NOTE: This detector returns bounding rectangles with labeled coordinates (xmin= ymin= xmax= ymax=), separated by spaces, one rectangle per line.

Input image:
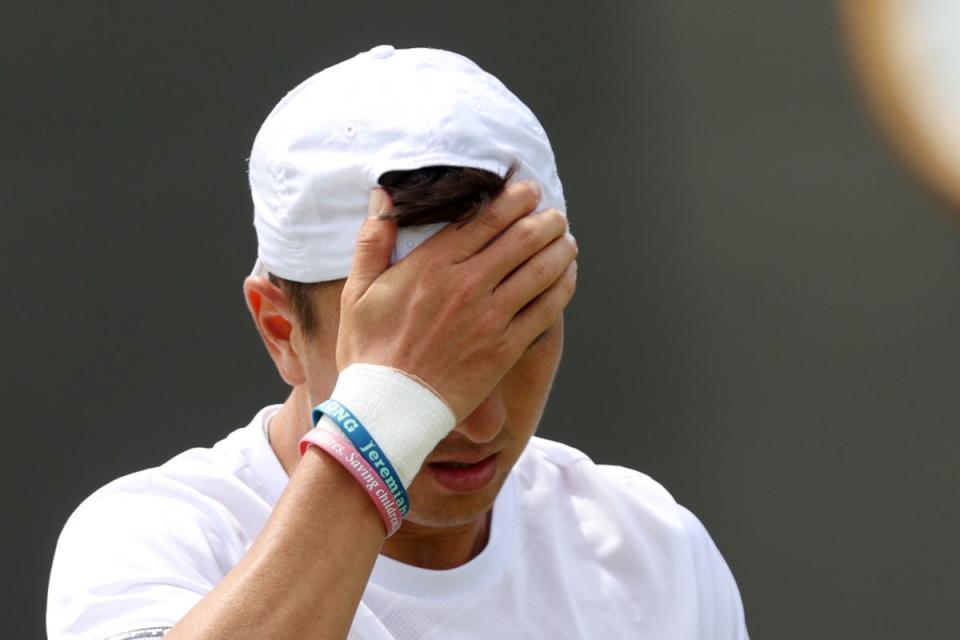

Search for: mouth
xmin=426 ymin=453 xmax=500 ymax=493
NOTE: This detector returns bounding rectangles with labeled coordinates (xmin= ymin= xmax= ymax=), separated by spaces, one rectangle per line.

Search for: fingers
xmin=345 ymin=189 xmax=397 ymax=297
xmin=493 ymin=231 xmax=578 ymax=315
xmin=470 ymin=208 xmax=568 ymax=287
xmin=430 ymin=180 xmax=542 ymax=262
xmin=505 ymin=258 xmax=578 ymax=349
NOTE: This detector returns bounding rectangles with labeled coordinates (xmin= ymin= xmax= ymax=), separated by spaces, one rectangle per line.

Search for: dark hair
xmin=269 ymin=163 xmax=517 ymax=334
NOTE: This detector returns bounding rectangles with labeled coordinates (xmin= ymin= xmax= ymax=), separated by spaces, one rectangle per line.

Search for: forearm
xmin=166 ymin=447 xmax=384 ymax=640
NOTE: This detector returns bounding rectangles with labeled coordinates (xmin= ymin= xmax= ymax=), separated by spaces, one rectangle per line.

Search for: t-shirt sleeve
xmin=677 ymin=505 xmax=749 ymax=640
xmin=47 ymin=485 xmax=239 ymax=640
xmin=579 ymin=454 xmax=750 ymax=638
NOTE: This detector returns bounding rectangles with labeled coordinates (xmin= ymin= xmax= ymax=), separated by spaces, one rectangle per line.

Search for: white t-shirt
xmin=47 ymin=406 xmax=748 ymax=640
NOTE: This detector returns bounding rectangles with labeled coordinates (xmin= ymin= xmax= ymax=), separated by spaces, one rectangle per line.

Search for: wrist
xmin=300 ymin=426 xmax=403 ymax=536
xmin=316 ymin=363 xmax=456 ymax=486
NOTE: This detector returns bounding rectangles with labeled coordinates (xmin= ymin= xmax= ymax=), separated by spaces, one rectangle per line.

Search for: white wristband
xmin=315 ymin=363 xmax=457 ymax=488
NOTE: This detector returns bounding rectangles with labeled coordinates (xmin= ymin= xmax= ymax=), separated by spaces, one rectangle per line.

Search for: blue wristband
xmin=313 ymin=399 xmax=410 ymax=516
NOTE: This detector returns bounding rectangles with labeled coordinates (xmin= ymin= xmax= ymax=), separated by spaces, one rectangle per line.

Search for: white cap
xmin=249 ymin=45 xmax=565 ymax=282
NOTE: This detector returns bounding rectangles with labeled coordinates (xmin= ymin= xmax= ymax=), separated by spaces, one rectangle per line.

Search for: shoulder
xmin=516 ymin=437 xmax=703 ymax=544
xmin=47 ymin=412 xmax=280 ymax=640
xmin=517 ymin=436 xmax=682 ymax=517
xmin=60 ymin=418 xmax=276 ymax=545
xmin=513 ymin=437 xmax=748 ymax=638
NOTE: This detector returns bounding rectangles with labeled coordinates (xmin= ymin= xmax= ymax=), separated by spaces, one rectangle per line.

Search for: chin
xmin=404 ymin=479 xmax=505 ymax=529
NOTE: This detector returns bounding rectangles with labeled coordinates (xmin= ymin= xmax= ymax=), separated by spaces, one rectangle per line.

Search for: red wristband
xmin=300 ymin=427 xmax=403 ymax=537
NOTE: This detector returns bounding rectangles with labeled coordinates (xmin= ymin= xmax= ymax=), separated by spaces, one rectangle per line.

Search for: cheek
xmin=499 ymin=336 xmax=563 ymax=431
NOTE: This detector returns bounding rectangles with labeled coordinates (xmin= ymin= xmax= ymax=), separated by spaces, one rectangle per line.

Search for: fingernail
xmin=368 ymin=188 xmax=389 ymax=218
xmin=566 ymin=231 xmax=577 ymax=249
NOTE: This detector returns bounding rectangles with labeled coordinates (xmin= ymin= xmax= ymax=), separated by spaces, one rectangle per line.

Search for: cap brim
xmin=251 ymin=257 xmax=269 ymax=277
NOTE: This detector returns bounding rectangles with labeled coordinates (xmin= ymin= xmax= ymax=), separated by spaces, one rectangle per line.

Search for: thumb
xmin=346 ymin=188 xmax=397 ymax=294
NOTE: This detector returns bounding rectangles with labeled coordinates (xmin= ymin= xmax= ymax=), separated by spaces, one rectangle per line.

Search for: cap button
xmin=368 ymin=44 xmax=395 ymax=59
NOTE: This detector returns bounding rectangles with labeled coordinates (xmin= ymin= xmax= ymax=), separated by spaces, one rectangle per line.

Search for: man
xmin=48 ymin=45 xmax=748 ymax=639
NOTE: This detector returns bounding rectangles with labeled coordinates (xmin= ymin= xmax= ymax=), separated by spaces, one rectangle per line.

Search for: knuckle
xmin=460 ymin=277 xmax=479 ymax=300
xmin=451 ymin=273 xmax=480 ymax=304
xmin=423 ymin=254 xmax=448 ymax=276
xmin=540 ymin=294 xmax=561 ymax=321
xmin=558 ymin=264 xmax=578 ymax=300
xmin=562 ymin=274 xmax=577 ymax=300
xmin=355 ymin=222 xmax=381 ymax=245
xmin=513 ymin=180 xmax=541 ymax=207
xmin=477 ymin=308 xmax=502 ymax=336
xmin=340 ymin=282 xmax=357 ymax=303
xmin=409 ymin=279 xmax=435 ymax=308
xmin=567 ymin=264 xmax=579 ymax=290
xmin=515 ymin=219 xmax=540 ymax=251
xmin=532 ymin=257 xmax=553 ymax=286
xmin=542 ymin=208 xmax=565 ymax=230
xmin=353 ymin=234 xmax=385 ymax=257
xmin=475 ymin=203 xmax=505 ymax=231
xmin=415 ymin=252 xmax=453 ymax=282
xmin=489 ymin=333 xmax=516 ymax=362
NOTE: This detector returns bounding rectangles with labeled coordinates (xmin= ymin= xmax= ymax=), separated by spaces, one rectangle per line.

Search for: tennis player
xmin=47 ymin=45 xmax=748 ymax=639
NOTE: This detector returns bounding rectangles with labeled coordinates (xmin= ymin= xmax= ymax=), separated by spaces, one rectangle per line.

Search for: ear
xmin=243 ymin=275 xmax=306 ymax=386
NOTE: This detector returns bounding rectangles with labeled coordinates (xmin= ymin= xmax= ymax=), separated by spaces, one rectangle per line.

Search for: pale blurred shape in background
xmin=844 ymin=0 xmax=960 ymax=207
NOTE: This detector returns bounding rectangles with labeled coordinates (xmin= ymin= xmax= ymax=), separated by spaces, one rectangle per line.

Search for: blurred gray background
xmin=4 ymin=2 xmax=959 ymax=638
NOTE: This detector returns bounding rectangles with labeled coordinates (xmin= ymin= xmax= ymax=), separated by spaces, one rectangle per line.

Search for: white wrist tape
xmin=315 ymin=363 xmax=457 ymax=488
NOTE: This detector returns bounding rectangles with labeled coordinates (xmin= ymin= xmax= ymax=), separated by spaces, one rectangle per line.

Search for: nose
xmin=451 ymin=387 xmax=506 ymax=444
